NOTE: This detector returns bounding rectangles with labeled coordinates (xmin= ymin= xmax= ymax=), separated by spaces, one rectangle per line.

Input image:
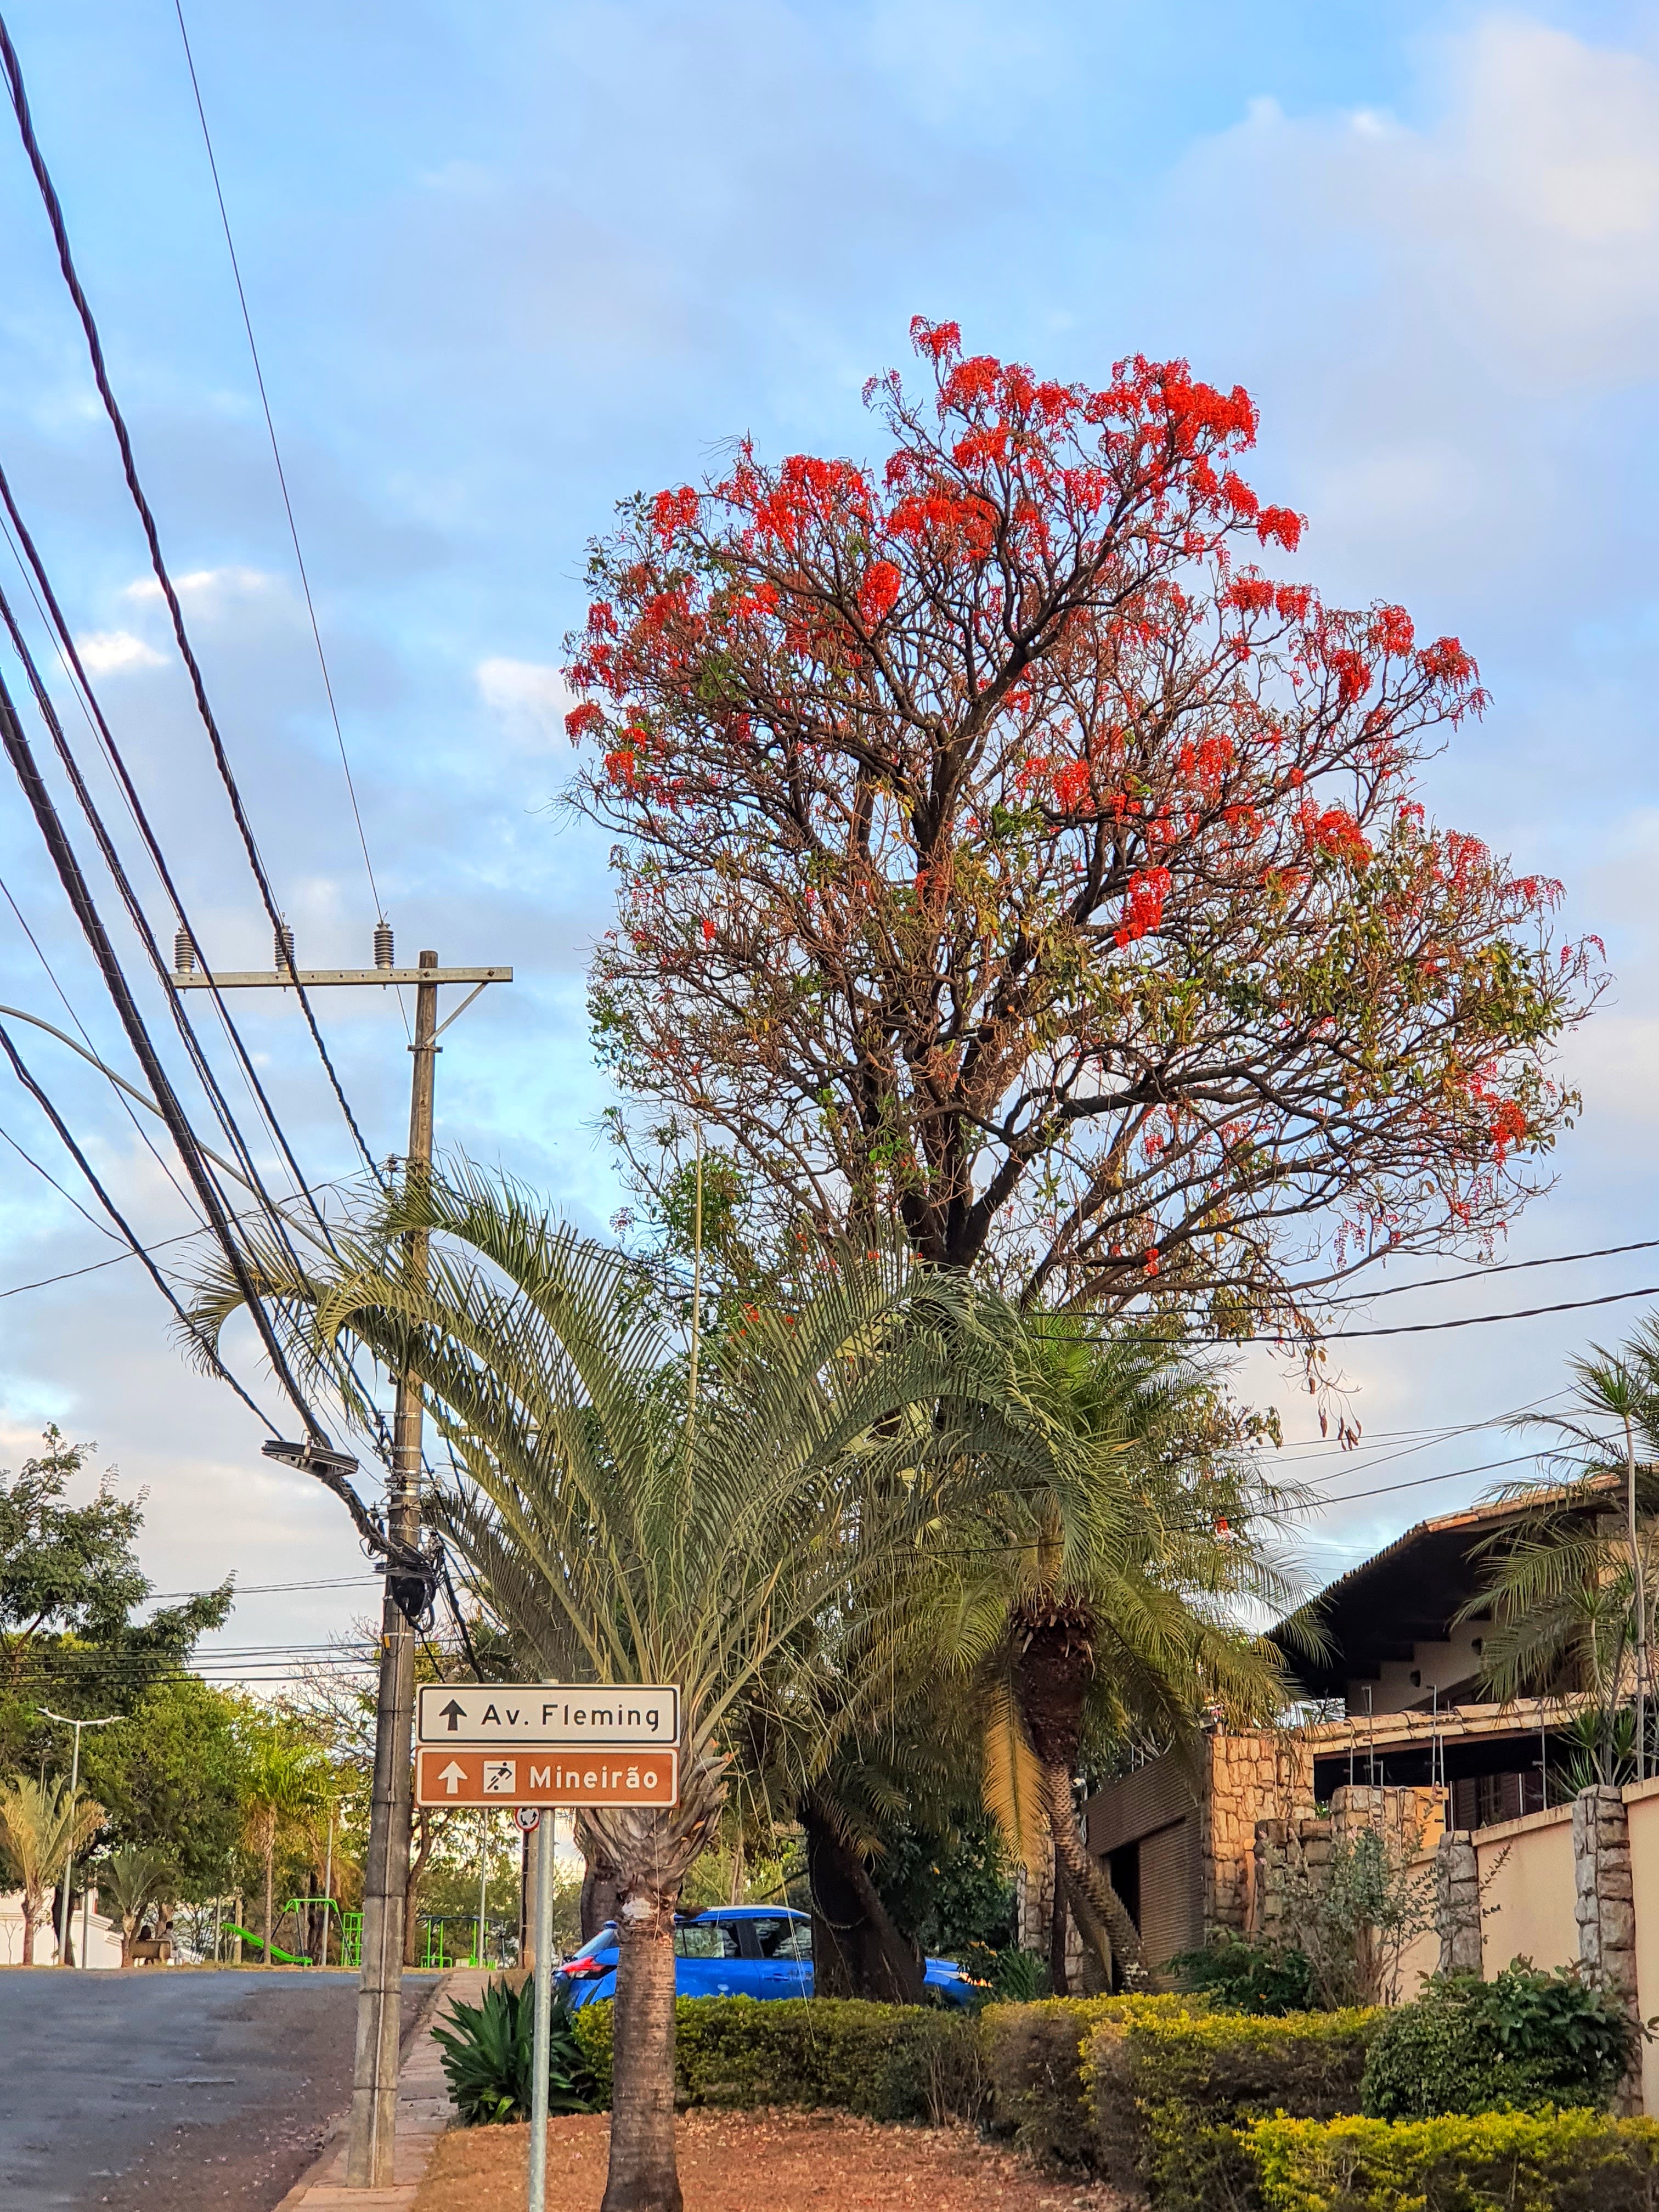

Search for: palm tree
xmin=241 ymin=1735 xmax=324 ymax=1967
xmin=97 ymin=1844 xmax=174 ymax=1968
xmin=189 ymin=1167 xmax=1071 ymax=2212
xmin=1463 ymin=1328 xmax=1659 ymax=1785
xmin=0 ymin=1776 xmax=104 ymax=1963
xmin=906 ymin=1323 xmax=1299 ymax=1987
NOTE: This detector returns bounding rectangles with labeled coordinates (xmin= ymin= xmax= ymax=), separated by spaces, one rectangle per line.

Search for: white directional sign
xmin=416 ymin=1682 xmax=679 ymax=1748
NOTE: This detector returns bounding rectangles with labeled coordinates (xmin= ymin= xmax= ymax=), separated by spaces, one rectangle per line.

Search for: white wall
xmin=0 ymin=1888 xmax=122 ymax=1968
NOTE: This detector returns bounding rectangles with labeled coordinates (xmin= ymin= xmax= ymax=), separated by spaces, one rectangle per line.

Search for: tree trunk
xmin=801 ymin=1796 xmax=925 ymax=2004
xmin=52 ymin=1880 xmax=74 ymax=1967
xmin=600 ymin=1882 xmax=681 ymax=2212
xmin=1041 ymin=1761 xmax=1144 ymax=1984
xmin=20 ymin=1896 xmax=35 ymax=1966
xmin=120 ymin=1916 xmax=135 ymax=1970
xmin=404 ymin=1808 xmax=434 ymax=1966
xmin=1047 ymin=1833 xmax=1069 ymax=1996
xmin=264 ymin=1843 xmax=275 ymax=1966
xmin=582 ymin=1847 xmax=622 ymax=1943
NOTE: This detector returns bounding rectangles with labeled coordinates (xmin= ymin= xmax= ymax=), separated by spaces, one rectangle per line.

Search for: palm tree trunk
xmin=576 ymin=1816 xmax=622 ymax=1941
xmin=1047 ymin=1837 xmax=1069 ymax=1997
xmin=20 ymin=1895 xmax=35 ymax=1966
xmin=1040 ymin=1761 xmax=1145 ymax=1984
xmin=800 ymin=1795 xmax=926 ymax=2003
xmin=264 ymin=1842 xmax=275 ymax=1967
xmin=600 ymin=1882 xmax=681 ymax=2212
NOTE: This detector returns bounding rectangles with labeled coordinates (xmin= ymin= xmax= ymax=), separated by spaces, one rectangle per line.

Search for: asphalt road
xmin=0 ymin=1967 xmax=439 ymax=2211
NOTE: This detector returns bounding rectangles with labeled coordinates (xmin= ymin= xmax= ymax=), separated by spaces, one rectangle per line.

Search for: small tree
xmin=0 ymin=1775 xmax=104 ymax=1963
xmin=240 ymin=1734 xmax=324 ymax=1967
xmin=563 ymin=319 xmax=1597 ymax=1334
xmin=1282 ymin=1819 xmax=1435 ymax=2008
xmin=97 ymin=1844 xmax=174 ymax=1968
xmin=0 ymin=1427 xmax=231 ymax=1773
xmin=1466 ymin=1323 xmax=1659 ymax=1786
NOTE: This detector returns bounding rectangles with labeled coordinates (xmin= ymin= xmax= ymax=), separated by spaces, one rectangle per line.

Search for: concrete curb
xmin=273 ymin=1968 xmax=476 ymax=2211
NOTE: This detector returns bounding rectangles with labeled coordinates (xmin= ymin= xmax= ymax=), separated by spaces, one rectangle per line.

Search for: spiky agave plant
xmin=187 ymin=1164 xmax=1080 ymax=2212
xmin=432 ymin=1977 xmax=596 ymax=2123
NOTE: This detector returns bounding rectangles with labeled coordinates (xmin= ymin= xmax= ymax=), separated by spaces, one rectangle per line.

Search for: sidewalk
xmin=276 ymin=1967 xmax=486 ymax=2211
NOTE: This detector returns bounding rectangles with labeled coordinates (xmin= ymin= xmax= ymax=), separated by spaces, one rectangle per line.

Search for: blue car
xmin=552 ymin=1903 xmax=975 ymax=2008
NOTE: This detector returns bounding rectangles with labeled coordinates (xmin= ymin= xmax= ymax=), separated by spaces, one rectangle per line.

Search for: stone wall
xmin=1574 ymin=1784 xmax=1642 ymax=2115
xmin=1436 ymin=1829 xmax=1482 ymax=1976
xmin=1202 ymin=1728 xmax=1316 ymax=1934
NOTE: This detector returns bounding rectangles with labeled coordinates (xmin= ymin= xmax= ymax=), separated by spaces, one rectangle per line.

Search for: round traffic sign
xmin=514 ymin=1805 xmax=540 ymax=1832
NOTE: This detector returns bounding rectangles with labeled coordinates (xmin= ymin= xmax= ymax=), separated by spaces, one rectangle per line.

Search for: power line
xmin=0 ymin=1166 xmax=369 ymax=1304
xmin=0 ymin=13 xmax=380 ymax=1181
xmin=171 ymin=0 xmax=385 ymax=931
xmin=0 ymin=656 xmax=333 ymax=1451
xmin=0 ymin=538 xmax=340 ymax=1260
xmin=0 ymin=864 xmax=201 ymax=1218
xmin=1321 ymin=1235 xmax=1659 ymax=1305
xmin=1055 ymin=1279 xmax=1659 ymax=1348
xmin=0 ymin=1109 xmax=119 ymax=1240
xmin=0 ymin=1017 xmax=273 ymax=1427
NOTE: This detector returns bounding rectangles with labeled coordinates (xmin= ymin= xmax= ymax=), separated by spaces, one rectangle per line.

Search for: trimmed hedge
xmin=980 ymin=1994 xmax=1202 ymax=2169
xmin=1246 ymin=2109 xmax=1659 ymax=2212
xmin=1087 ymin=2006 xmax=1381 ymax=2207
xmin=568 ymin=1996 xmax=986 ymax=2124
xmin=1361 ymin=1966 xmax=1638 ymax=2120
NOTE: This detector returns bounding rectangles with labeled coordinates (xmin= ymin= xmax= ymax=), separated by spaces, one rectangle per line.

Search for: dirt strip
xmin=413 ymin=2108 xmax=1122 ymax=2212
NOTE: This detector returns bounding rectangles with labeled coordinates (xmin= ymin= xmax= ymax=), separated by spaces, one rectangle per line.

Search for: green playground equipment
xmin=219 ymin=1898 xmax=350 ymax=1966
xmin=222 ymin=1920 xmax=308 ymax=1965
xmin=419 ymin=1913 xmax=516 ymax=1971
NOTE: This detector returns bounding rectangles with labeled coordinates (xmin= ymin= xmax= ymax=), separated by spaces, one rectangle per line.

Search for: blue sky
xmin=0 ymin=0 xmax=1656 ymax=1668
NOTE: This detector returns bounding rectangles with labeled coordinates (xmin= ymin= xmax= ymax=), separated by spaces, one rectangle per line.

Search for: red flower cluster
xmin=1115 ymin=867 xmax=1171 ymax=947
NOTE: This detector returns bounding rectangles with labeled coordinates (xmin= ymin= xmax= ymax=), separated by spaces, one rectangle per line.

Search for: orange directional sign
xmin=414 ymin=1746 xmax=679 ymax=1808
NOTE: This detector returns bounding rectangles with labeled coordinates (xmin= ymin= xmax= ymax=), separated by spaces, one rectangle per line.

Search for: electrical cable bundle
xmin=0 ymin=12 xmax=410 ymax=1580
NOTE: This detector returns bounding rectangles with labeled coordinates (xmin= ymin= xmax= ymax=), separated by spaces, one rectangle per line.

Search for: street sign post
xmin=414 ymin=1747 xmax=679 ymax=1808
xmin=431 ymin=1686 xmax=684 ymax=2212
xmin=416 ymin=1682 xmax=678 ymax=1747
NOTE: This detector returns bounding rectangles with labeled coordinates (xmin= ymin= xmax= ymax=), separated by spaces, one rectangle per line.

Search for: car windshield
xmin=563 ymin=1926 xmax=617 ymax=1963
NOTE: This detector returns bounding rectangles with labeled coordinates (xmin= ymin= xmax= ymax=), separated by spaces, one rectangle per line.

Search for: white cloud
xmin=73 ymin=629 xmax=164 ymax=674
xmin=122 ymin=565 xmax=278 ymax=603
xmin=476 ymin=656 xmax=569 ymax=746
xmin=1172 ymin=17 xmax=1659 ymax=397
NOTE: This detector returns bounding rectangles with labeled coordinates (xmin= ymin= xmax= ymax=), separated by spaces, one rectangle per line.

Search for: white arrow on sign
xmin=439 ymin=1760 xmax=468 ymax=1796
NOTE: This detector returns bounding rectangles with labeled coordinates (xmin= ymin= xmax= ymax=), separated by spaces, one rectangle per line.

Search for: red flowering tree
xmin=563 ymin=319 xmax=1599 ymax=1334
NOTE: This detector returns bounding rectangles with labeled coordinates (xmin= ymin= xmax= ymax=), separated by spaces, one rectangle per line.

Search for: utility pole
xmin=172 ymin=927 xmax=509 ymax=2187
xmin=39 ymin=1708 xmax=117 ymax=1965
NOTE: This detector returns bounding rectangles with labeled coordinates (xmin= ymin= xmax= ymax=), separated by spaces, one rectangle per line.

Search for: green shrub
xmin=568 ymin=1996 xmax=986 ymax=2124
xmin=432 ymin=1978 xmax=597 ymax=2124
xmin=990 ymin=1946 xmax=1049 ymax=2002
xmin=1246 ymin=2109 xmax=1659 ymax=2212
xmin=1361 ymin=1962 xmax=1638 ymax=2120
xmin=1171 ymin=1933 xmax=1316 ymax=2017
xmin=981 ymin=1994 xmax=1200 ymax=2169
xmin=1087 ymin=2004 xmax=1381 ymax=2207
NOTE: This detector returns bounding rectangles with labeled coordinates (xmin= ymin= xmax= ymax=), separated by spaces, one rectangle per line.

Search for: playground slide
xmin=222 ymin=1922 xmax=309 ymax=1966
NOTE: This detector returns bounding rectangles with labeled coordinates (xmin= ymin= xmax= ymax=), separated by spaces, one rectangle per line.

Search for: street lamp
xmin=40 ymin=1709 xmax=119 ymax=1966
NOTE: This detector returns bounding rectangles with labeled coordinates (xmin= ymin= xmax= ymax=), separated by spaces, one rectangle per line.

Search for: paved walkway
xmin=277 ymin=1969 xmax=487 ymax=2211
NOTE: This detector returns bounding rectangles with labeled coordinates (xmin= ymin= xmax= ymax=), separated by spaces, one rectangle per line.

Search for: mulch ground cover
xmin=413 ymin=2109 xmax=1120 ymax=2211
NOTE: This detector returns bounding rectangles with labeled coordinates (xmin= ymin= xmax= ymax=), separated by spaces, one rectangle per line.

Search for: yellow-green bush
xmin=1086 ymin=2005 xmax=1382 ymax=2205
xmin=1246 ymin=2108 xmax=1659 ymax=2212
xmin=980 ymin=1994 xmax=1202 ymax=2168
xmin=568 ymin=1996 xmax=985 ymax=2123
